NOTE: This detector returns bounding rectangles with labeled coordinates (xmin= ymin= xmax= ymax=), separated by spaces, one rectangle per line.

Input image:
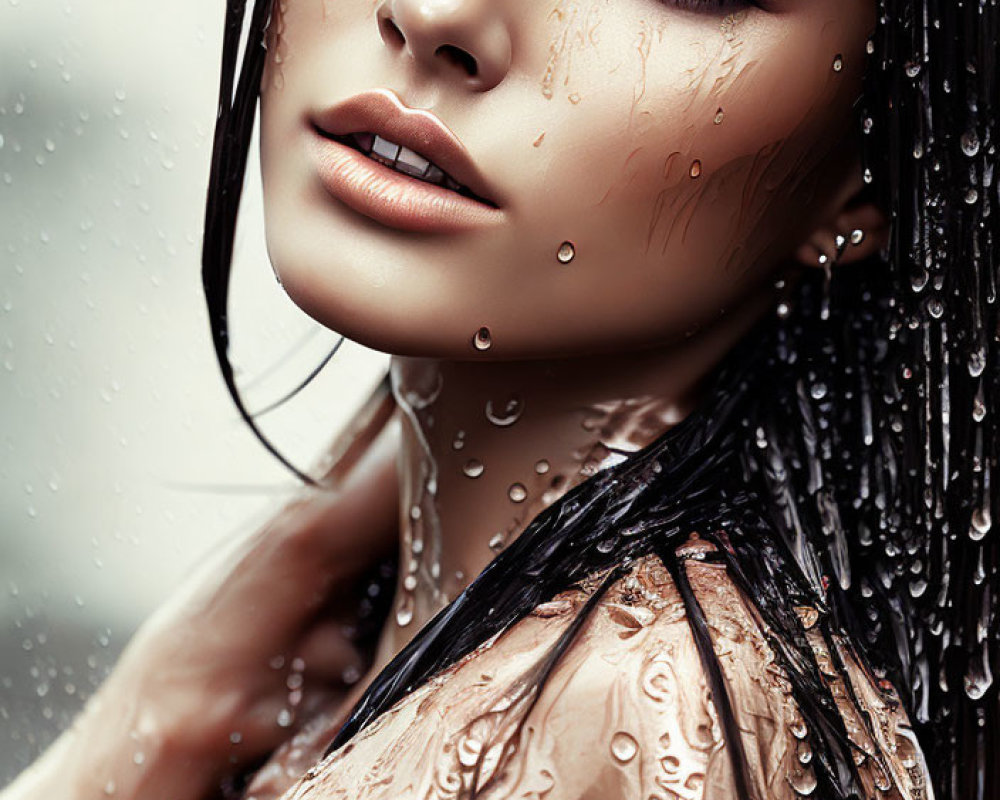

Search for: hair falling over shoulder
xmin=202 ymin=2 xmax=1000 ymax=798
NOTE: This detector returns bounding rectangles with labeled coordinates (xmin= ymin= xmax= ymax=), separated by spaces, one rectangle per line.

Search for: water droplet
xmin=486 ymin=395 xmax=525 ymax=427
xmin=965 ymin=188 xmax=979 ymax=205
xmin=508 ymin=483 xmax=527 ymax=503
xmin=103 ymin=780 xmax=116 ymax=796
xmin=228 ymin=731 xmax=242 ymax=745
xmin=961 ymin=130 xmax=981 ymax=157
xmin=277 ymin=708 xmax=293 ymax=727
xmin=557 ymin=241 xmax=576 ymax=264
xmin=970 ymin=508 xmax=991 ymax=540
xmin=850 ymin=229 xmax=865 ymax=246
xmin=489 ymin=533 xmax=505 ymax=551
xmin=396 ymin=603 xmax=414 ymax=627
xmin=452 ymin=430 xmax=466 ymax=450
xmin=610 ymin=731 xmax=639 ymax=763
xmin=832 ymin=54 xmax=844 ymax=72
xmin=463 ymin=459 xmax=485 ymax=479
xmin=905 ymin=60 xmax=922 ymax=77
xmin=472 ymin=327 xmax=492 ymax=351
xmin=689 ymin=159 xmax=702 ymax=178
xmin=927 ymin=297 xmax=944 ymax=319
xmin=535 ymin=459 xmax=550 ymax=475
xmin=810 ymin=383 xmax=828 ymax=400
xmin=713 ymin=107 xmax=724 ymax=125
xmin=132 ymin=750 xmax=145 ymax=765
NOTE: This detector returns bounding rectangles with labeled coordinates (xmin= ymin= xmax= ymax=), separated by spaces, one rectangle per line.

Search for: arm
xmin=2 ymin=384 xmax=400 ymax=800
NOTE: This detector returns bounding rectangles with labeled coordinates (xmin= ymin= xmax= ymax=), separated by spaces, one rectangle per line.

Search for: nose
xmin=376 ymin=0 xmax=512 ymax=92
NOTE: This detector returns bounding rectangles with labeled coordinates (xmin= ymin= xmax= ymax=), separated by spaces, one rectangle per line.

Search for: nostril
xmin=435 ymin=45 xmax=478 ymax=78
xmin=379 ymin=17 xmax=406 ymax=48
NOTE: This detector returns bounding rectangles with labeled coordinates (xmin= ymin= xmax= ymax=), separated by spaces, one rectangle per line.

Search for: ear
xmin=793 ymin=157 xmax=889 ymax=269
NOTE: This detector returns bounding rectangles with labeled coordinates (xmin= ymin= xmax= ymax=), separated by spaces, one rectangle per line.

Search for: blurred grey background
xmin=0 ymin=0 xmax=388 ymax=783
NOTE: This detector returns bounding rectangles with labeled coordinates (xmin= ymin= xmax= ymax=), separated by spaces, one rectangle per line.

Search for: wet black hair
xmin=202 ymin=3 xmax=999 ymax=798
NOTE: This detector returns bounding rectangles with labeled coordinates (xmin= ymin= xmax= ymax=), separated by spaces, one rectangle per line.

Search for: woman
xmin=4 ymin=0 xmax=997 ymax=798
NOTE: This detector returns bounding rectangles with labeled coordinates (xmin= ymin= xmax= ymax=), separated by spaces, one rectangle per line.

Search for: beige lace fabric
xmin=246 ymin=538 xmax=932 ymax=800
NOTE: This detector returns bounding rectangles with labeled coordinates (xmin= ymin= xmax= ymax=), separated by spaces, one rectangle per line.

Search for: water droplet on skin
xmin=610 ymin=731 xmax=639 ymax=763
xmin=832 ymin=54 xmax=844 ymax=72
xmin=905 ymin=60 xmax=921 ymax=77
xmin=689 ymin=159 xmax=702 ymax=178
xmin=452 ymin=430 xmax=466 ymax=450
xmin=489 ymin=533 xmax=505 ymax=551
xmin=557 ymin=241 xmax=576 ymax=264
xmin=277 ymin=708 xmax=293 ymax=728
xmin=132 ymin=750 xmax=145 ymax=765
xmin=104 ymin=780 xmax=116 ymax=796
xmin=713 ymin=107 xmax=724 ymax=124
xmin=396 ymin=604 xmax=414 ymax=627
xmin=486 ymin=396 xmax=525 ymax=427
xmin=403 ymin=575 xmax=417 ymax=591
xmin=472 ymin=327 xmax=492 ymax=351
xmin=464 ymin=459 xmax=485 ymax=478
xmin=228 ymin=731 xmax=242 ymax=745
xmin=508 ymin=483 xmax=528 ymax=503
xmin=535 ymin=459 xmax=550 ymax=475
xmin=850 ymin=229 xmax=865 ymax=246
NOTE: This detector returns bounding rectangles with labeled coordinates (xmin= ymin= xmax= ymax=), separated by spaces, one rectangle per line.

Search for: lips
xmin=308 ymin=89 xmax=504 ymax=233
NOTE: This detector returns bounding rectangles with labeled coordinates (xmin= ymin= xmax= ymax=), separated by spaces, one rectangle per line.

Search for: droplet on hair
xmin=832 ymin=54 xmax=844 ymax=72
xmin=689 ymin=159 xmax=702 ymax=178
xmin=473 ymin=327 xmax=492 ymax=351
xmin=961 ymin=130 xmax=980 ymax=157
xmin=557 ymin=241 xmax=576 ymax=264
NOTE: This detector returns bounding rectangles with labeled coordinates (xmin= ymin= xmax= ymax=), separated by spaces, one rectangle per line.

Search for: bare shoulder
xmin=275 ymin=548 xmax=928 ymax=800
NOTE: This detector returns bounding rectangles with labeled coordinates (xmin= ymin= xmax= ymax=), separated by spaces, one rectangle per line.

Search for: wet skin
xmin=259 ymin=0 xmax=882 ymax=651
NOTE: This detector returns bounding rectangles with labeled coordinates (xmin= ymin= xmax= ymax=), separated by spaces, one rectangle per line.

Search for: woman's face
xmin=260 ymin=0 xmax=874 ymax=359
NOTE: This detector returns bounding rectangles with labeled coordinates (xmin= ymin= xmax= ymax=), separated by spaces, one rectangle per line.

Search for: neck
xmin=380 ymin=295 xmax=774 ymax=657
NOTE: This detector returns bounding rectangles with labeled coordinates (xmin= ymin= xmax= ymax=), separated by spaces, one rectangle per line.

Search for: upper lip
xmin=310 ymin=89 xmax=501 ymax=208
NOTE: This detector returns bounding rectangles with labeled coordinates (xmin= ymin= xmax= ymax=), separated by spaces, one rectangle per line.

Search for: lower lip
xmin=308 ymin=132 xmax=503 ymax=234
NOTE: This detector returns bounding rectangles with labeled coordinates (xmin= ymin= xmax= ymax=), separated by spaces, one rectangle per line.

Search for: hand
xmin=3 ymin=415 xmax=400 ymax=800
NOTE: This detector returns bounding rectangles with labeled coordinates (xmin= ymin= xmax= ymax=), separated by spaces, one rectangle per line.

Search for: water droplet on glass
xmin=463 ymin=459 xmax=485 ymax=479
xmin=486 ymin=395 xmax=525 ymax=427
xmin=508 ymin=483 xmax=528 ymax=503
xmin=557 ymin=241 xmax=576 ymax=264
xmin=610 ymin=731 xmax=639 ymax=763
xmin=473 ymin=327 xmax=492 ymax=351
xmin=689 ymin=159 xmax=702 ymax=178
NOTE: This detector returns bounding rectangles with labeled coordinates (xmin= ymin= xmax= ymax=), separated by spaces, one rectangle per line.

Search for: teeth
xmin=395 ymin=146 xmax=430 ymax=178
xmin=371 ymin=135 xmax=400 ymax=161
xmin=341 ymin=131 xmax=476 ymax=197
